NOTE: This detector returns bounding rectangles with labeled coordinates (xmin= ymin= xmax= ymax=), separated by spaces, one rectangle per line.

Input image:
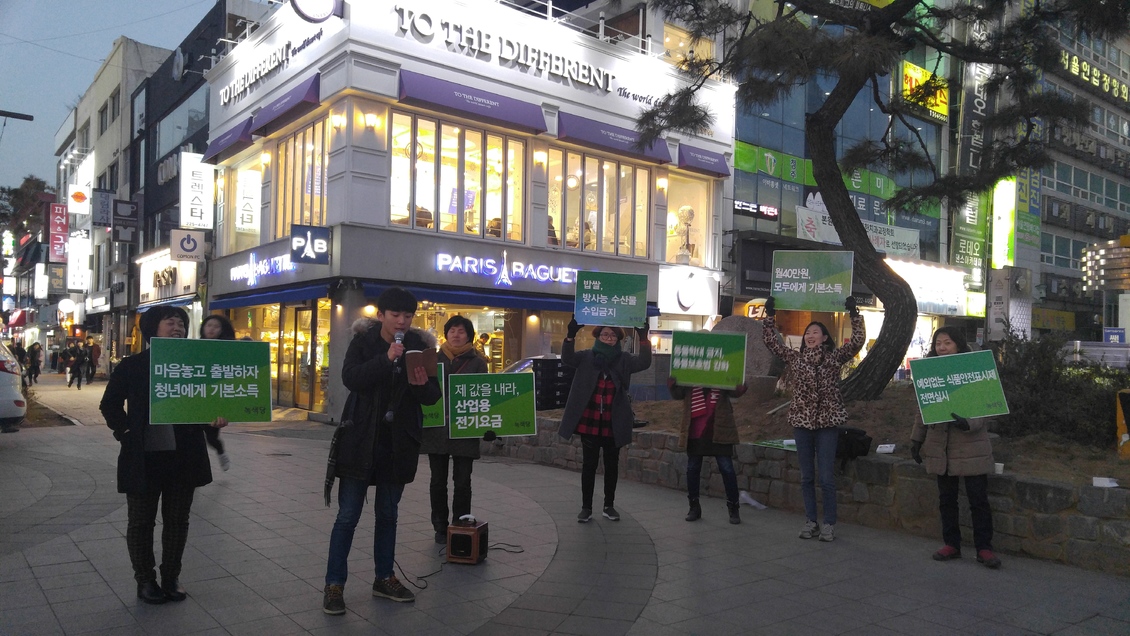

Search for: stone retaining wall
xmin=483 ymin=417 xmax=1130 ymax=575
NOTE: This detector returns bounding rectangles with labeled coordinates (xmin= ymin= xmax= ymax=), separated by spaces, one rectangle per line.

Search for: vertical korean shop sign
xmin=447 ymin=372 xmax=536 ymax=439
xmin=574 ymin=271 xmax=648 ymax=328
xmin=908 ymin=350 xmax=1009 ymax=425
xmin=770 ymin=250 xmax=853 ymax=312
xmin=670 ymin=331 xmax=747 ymax=389
xmin=48 ymin=204 xmax=68 ymax=263
xmin=149 ymin=338 xmax=272 ymax=424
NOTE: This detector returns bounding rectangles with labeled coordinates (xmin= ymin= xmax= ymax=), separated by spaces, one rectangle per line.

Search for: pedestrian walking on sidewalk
xmin=762 ymin=295 xmax=865 ymax=542
xmin=67 ymin=342 xmax=88 ymax=389
xmin=559 ymin=316 xmax=651 ymax=524
xmin=26 ymin=343 xmax=42 ymax=384
xmin=199 ymin=315 xmax=235 ymax=471
xmin=322 ymin=287 xmax=441 ymax=615
xmin=99 ymin=306 xmax=227 ymax=605
xmin=422 ymin=315 xmax=488 ymax=545
xmin=668 ymin=365 xmax=747 ymax=524
xmin=84 ymin=336 xmax=100 ymax=384
xmin=910 ymin=327 xmax=1001 ymax=569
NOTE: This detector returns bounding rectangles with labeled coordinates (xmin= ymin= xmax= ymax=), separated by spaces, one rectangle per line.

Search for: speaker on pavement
xmin=446 ymin=520 xmax=488 ymax=565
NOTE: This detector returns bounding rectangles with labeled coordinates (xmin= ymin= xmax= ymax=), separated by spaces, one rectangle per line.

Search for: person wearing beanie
xmin=559 ymin=316 xmax=651 ymax=523
xmin=100 ymin=306 xmax=225 ymax=605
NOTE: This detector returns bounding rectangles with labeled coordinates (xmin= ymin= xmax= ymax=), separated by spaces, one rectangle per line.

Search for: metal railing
xmin=499 ymin=0 xmax=656 ymax=57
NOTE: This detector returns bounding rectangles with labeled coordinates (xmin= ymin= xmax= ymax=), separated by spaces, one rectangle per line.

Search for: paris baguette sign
xmin=291 ymin=0 xmax=343 ymax=23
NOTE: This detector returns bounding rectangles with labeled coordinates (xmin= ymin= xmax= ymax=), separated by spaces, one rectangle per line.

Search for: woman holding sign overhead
xmin=910 ymin=327 xmax=1000 ymax=569
xmin=421 ymin=315 xmax=489 ymax=544
xmin=762 ymin=295 xmax=864 ymax=542
xmin=560 ymin=316 xmax=651 ymax=523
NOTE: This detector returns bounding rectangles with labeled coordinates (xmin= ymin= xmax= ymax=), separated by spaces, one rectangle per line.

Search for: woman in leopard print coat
xmin=762 ymin=296 xmax=865 ymax=542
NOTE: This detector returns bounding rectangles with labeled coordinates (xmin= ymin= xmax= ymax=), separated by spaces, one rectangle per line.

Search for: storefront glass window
xmin=548 ymin=147 xmax=649 ymax=257
xmin=483 ymin=133 xmax=502 ymax=238
xmin=507 ymin=139 xmax=524 ymax=240
xmin=666 ymin=173 xmax=711 ymax=266
xmin=272 ymin=116 xmax=329 ymax=240
xmin=463 ymin=127 xmax=483 ymax=236
xmin=218 ymin=156 xmax=263 ymax=256
xmin=156 ymin=85 xmax=208 ymax=158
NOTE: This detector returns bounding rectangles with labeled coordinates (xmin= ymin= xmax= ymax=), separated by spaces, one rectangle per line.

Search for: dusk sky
xmin=0 ymin=0 xmax=219 ymax=189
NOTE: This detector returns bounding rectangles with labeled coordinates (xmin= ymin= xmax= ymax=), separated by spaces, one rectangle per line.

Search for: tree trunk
xmin=806 ymin=68 xmax=918 ymax=401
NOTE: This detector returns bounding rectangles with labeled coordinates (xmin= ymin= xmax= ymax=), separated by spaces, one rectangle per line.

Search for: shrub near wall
xmin=484 ymin=417 xmax=1130 ymax=575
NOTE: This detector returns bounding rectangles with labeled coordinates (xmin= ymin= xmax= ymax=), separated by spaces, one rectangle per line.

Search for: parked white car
xmin=0 ymin=341 xmax=27 ymax=432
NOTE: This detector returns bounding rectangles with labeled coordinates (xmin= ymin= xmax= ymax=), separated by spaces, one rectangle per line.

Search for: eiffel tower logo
xmin=495 ymin=250 xmax=513 ymax=287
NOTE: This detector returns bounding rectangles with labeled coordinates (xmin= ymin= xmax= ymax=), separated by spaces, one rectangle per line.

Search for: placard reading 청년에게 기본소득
xmin=447 ymin=372 xmax=537 ymax=439
xmin=769 ymin=250 xmax=853 ymax=312
xmin=574 ymin=271 xmax=648 ymax=328
xmin=149 ymin=338 xmax=272 ymax=424
xmin=909 ymin=350 xmax=1009 ymax=425
xmin=669 ymin=331 xmax=747 ymax=389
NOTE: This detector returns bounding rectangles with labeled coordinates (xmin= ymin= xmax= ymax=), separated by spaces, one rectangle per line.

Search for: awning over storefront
xmin=208 ymin=283 xmax=328 ymax=310
xmin=362 ymin=283 xmax=660 ymax=316
xmin=201 ymin=118 xmax=254 ymax=165
xmin=556 ymin=112 xmax=670 ymax=163
xmin=677 ymin=145 xmax=729 ymax=177
xmin=398 ymin=70 xmax=548 ymax=134
xmin=6 ymin=309 xmax=28 ymax=328
xmin=251 ymin=74 xmax=320 ymax=137
xmin=137 ymin=295 xmax=197 ymax=312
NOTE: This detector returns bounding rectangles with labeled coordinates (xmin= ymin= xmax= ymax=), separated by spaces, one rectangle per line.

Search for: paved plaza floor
xmin=1 ymin=372 xmax=1128 ymax=635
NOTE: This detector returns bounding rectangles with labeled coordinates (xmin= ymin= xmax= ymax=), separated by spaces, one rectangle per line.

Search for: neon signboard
xmin=435 ymin=251 xmax=578 ymax=287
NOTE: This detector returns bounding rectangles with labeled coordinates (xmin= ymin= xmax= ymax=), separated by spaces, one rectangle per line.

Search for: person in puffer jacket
xmin=762 ymin=295 xmax=864 ymax=543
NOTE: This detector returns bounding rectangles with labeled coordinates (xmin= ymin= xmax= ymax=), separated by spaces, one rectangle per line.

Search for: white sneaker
xmin=819 ymin=523 xmax=835 ymax=542
xmin=219 ymin=453 xmax=230 ymax=471
xmin=799 ymin=520 xmax=819 ymax=539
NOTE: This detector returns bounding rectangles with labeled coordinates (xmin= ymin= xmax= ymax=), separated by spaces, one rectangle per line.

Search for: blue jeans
xmin=686 ymin=454 xmax=740 ymax=503
xmin=325 ymin=477 xmax=404 ymax=586
xmin=794 ymin=427 xmax=839 ymax=525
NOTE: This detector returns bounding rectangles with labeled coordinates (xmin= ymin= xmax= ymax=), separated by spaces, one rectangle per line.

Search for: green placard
xmin=909 ymin=350 xmax=1009 ymax=425
xmin=574 ymin=270 xmax=648 ymax=328
xmin=422 ymin=364 xmax=446 ymax=428
xmin=770 ymin=250 xmax=854 ymax=312
xmin=149 ymin=338 xmax=272 ymax=424
xmin=448 ymin=372 xmax=537 ymax=438
xmin=670 ymin=331 xmax=747 ymax=389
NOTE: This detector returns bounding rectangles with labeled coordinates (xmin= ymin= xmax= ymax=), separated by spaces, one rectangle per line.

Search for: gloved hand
xmin=566 ymin=315 xmax=581 ymax=339
xmin=845 ymin=296 xmax=859 ymax=317
xmin=635 ymin=324 xmax=649 ymax=341
xmin=764 ymin=296 xmax=776 ymax=317
xmin=911 ymin=440 xmax=923 ymax=464
xmin=950 ymin=413 xmax=971 ymax=431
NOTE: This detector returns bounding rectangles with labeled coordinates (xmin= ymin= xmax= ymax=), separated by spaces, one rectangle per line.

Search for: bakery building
xmin=202 ymin=0 xmax=735 ymax=415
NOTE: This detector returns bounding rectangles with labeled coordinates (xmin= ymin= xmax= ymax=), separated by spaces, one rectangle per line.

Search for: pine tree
xmin=639 ymin=0 xmax=1130 ymax=399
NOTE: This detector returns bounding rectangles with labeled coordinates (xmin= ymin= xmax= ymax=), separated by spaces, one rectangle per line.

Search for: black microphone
xmin=393 ymin=331 xmax=405 ymax=373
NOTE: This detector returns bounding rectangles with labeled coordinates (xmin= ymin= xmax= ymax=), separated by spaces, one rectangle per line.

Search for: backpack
xmin=835 ymin=426 xmax=873 ymax=472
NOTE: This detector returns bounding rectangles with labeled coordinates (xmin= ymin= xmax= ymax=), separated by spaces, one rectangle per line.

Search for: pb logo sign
xmin=291 ymin=224 xmax=331 ymax=265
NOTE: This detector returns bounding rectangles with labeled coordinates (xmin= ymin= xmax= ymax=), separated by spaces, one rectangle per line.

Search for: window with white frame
xmin=546 ymin=148 xmax=649 ymax=257
xmin=1040 ymin=232 xmax=1087 ymax=269
xmin=272 ymin=116 xmax=329 ymax=241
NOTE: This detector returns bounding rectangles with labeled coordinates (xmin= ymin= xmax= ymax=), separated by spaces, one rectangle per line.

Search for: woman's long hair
xmin=200 ymin=315 xmax=236 ymax=341
xmin=803 ymin=321 xmax=835 ymax=352
xmin=926 ymin=326 xmax=971 ymax=358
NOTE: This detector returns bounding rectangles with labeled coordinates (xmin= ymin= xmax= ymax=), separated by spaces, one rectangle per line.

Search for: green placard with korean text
xmin=909 ymin=350 xmax=1009 ymax=425
xmin=770 ymin=250 xmax=854 ymax=312
xmin=422 ymin=364 xmax=446 ymax=428
xmin=670 ymin=331 xmax=747 ymax=389
xmin=574 ymin=271 xmax=648 ymax=328
xmin=149 ymin=338 xmax=272 ymax=424
xmin=448 ymin=372 xmax=537 ymax=438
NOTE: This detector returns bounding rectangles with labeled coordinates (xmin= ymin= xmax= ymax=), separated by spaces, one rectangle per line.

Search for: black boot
xmin=137 ymin=580 xmax=168 ymax=605
xmin=685 ymin=498 xmax=701 ymax=522
xmin=727 ymin=501 xmax=741 ymax=525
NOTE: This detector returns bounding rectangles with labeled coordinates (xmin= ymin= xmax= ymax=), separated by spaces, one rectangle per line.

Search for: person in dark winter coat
xmin=762 ymin=295 xmax=865 ymax=543
xmin=669 ymin=370 xmax=747 ymax=524
xmin=67 ymin=342 xmax=88 ymax=389
xmin=322 ymin=288 xmax=441 ymax=615
xmin=25 ymin=342 xmax=42 ymax=384
xmin=99 ymin=306 xmax=225 ymax=605
xmin=910 ymin=326 xmax=1001 ymax=569
xmin=421 ymin=315 xmax=488 ymax=544
xmin=200 ymin=315 xmax=236 ymax=471
xmin=559 ymin=316 xmax=651 ymax=524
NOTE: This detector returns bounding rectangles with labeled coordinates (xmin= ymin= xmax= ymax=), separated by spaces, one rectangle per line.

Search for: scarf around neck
xmin=441 ymin=340 xmax=475 ymax=361
xmin=591 ymin=340 xmax=621 ymax=368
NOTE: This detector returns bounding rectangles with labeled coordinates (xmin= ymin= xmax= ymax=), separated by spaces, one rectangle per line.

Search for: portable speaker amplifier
xmin=446 ymin=520 xmax=488 ymax=565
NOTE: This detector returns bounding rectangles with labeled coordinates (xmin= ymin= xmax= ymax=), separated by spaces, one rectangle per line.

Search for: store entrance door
xmin=295 ymin=307 xmax=314 ymax=410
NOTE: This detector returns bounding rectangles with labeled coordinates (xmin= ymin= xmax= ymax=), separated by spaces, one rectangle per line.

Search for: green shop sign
xmin=670 ymin=331 xmax=747 ymax=389
xmin=770 ymin=250 xmax=854 ymax=312
xmin=909 ymin=350 xmax=1009 ymax=425
xmin=448 ymin=372 xmax=537 ymax=438
xmin=149 ymin=338 xmax=272 ymax=424
xmin=574 ymin=270 xmax=648 ymax=328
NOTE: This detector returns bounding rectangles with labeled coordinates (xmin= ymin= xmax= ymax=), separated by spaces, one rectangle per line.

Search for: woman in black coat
xmin=100 ymin=306 xmax=224 ymax=605
xmin=559 ymin=316 xmax=651 ymax=523
xmin=420 ymin=315 xmax=489 ymax=543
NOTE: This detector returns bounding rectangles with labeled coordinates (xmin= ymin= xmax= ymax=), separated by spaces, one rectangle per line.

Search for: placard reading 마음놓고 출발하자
xmin=149 ymin=338 xmax=272 ymax=424
xmin=769 ymin=250 xmax=854 ymax=312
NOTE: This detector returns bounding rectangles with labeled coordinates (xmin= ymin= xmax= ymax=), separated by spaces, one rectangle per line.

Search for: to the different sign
xmin=670 ymin=331 xmax=747 ymax=390
xmin=909 ymin=350 xmax=1009 ymax=425
xmin=769 ymin=250 xmax=854 ymax=312
xmin=149 ymin=338 xmax=272 ymax=424
xmin=447 ymin=372 xmax=536 ymax=439
xmin=574 ymin=271 xmax=648 ymax=328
